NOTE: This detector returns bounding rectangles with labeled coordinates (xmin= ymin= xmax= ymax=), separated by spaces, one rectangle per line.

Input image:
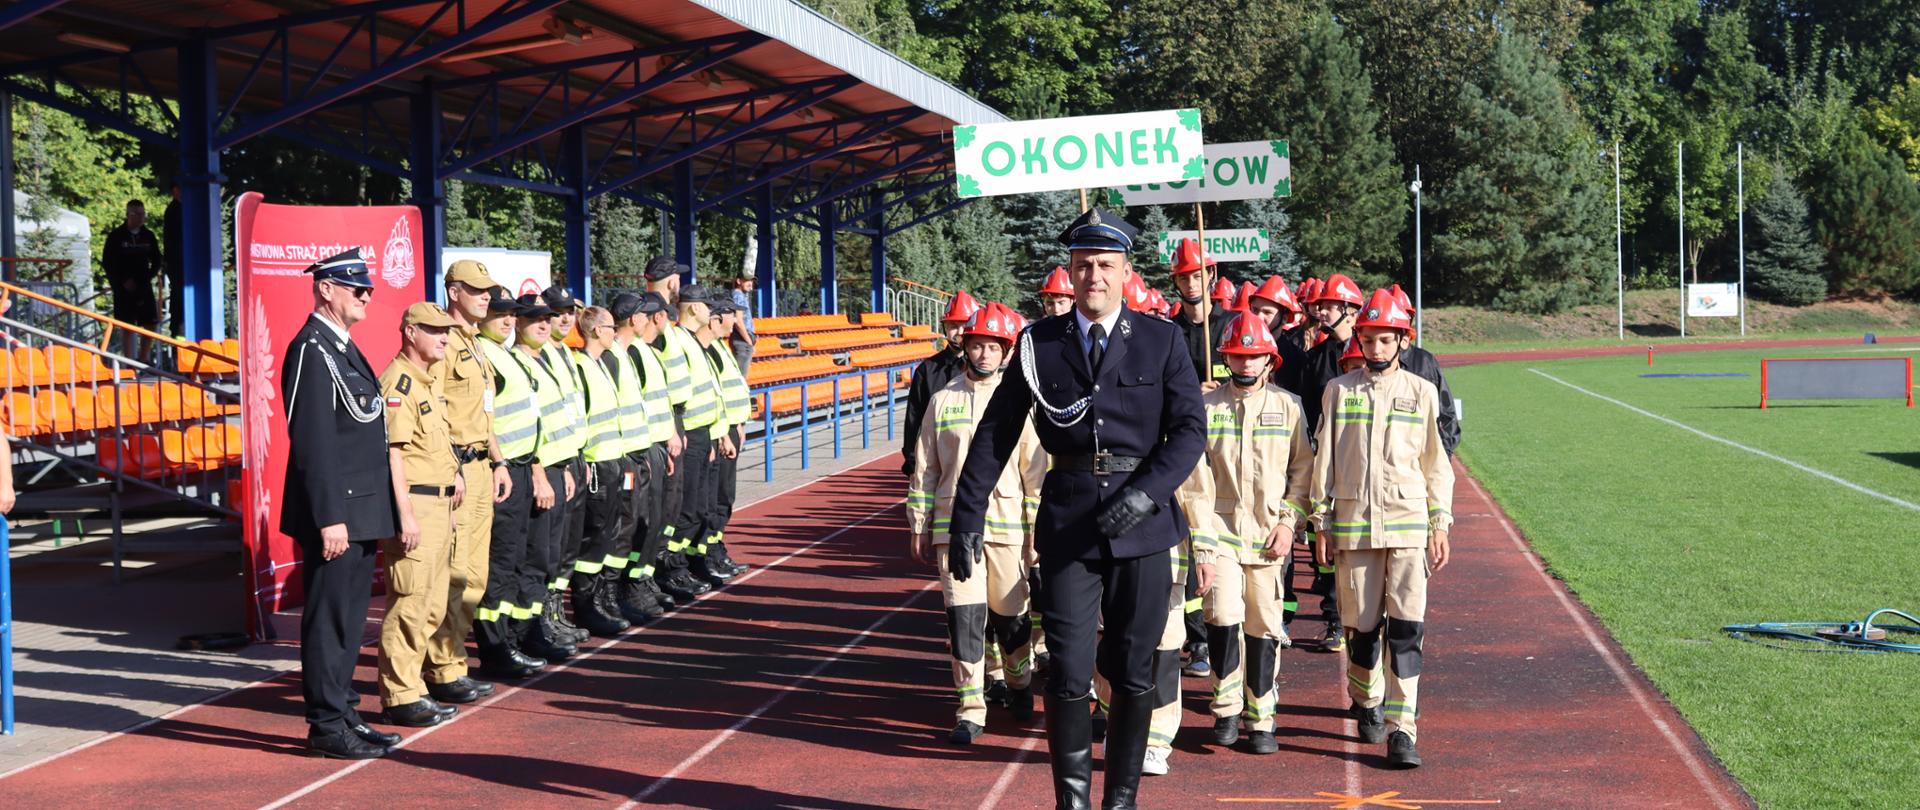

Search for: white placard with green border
xmin=1155 ymin=229 xmax=1272 ymax=263
xmin=1107 ymin=140 xmax=1290 ymax=206
xmin=952 ymin=109 xmax=1204 ymax=198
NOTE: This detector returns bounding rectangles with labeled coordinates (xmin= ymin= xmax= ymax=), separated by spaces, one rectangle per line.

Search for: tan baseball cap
xmin=445 ymin=259 xmax=500 ymax=289
xmin=402 ymin=302 xmax=458 ymax=328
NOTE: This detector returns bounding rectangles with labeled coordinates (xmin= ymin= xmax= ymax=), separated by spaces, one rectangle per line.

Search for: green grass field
xmin=1448 ymin=344 xmax=1920 ymax=809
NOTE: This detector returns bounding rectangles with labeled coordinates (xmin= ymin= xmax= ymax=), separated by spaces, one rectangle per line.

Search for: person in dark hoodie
xmin=901 ymin=290 xmax=980 ymax=475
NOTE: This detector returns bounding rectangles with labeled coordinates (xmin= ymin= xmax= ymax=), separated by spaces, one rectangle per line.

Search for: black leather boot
xmin=1044 ymin=694 xmax=1094 ymax=810
xmin=617 ymin=575 xmax=665 ymax=622
xmin=572 ymin=575 xmax=630 ymax=637
xmin=1101 ymin=687 xmax=1156 ymax=810
xmin=548 ymin=589 xmax=589 ymax=643
xmin=707 ymin=540 xmax=749 ymax=575
xmin=524 ymin=612 xmax=577 ymax=662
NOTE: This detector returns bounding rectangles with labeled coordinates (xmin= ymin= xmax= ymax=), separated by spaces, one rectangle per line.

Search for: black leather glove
xmin=901 ymin=458 xmax=914 ymax=476
xmin=948 ymin=531 xmax=984 ymax=582
xmin=1096 ymin=487 xmax=1158 ymax=539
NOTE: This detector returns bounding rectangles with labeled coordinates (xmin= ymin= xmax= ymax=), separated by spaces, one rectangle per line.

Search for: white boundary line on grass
xmin=1460 ymin=471 xmax=1743 ymax=810
xmin=620 ymin=579 xmax=940 ymax=808
xmin=1530 ymin=369 xmax=1920 ymax=514
xmin=257 ymin=497 xmax=906 ymax=809
xmin=0 ymin=455 xmax=900 ymax=785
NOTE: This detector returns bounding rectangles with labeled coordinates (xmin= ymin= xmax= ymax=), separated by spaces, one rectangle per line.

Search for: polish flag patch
xmin=386 ymin=396 xmax=403 ymax=408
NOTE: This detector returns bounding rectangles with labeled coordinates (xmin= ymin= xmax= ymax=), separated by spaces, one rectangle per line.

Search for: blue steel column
xmin=868 ymin=190 xmax=886 ymax=314
xmin=176 ymin=35 xmax=225 ymax=340
xmin=561 ymin=125 xmax=591 ymax=301
xmin=818 ymin=203 xmax=837 ymax=314
xmin=754 ymin=185 xmax=776 ymax=317
xmin=673 ymin=161 xmax=696 ymax=283
xmin=409 ymin=80 xmax=445 ymax=301
xmin=1 ymin=90 xmax=15 ymax=271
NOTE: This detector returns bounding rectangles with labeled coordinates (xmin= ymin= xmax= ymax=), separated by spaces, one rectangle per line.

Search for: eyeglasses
xmin=325 ymin=281 xmax=373 ymax=300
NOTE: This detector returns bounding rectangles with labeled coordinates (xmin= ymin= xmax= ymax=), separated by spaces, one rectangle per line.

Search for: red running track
xmin=0 ymin=455 xmax=1752 ymax=809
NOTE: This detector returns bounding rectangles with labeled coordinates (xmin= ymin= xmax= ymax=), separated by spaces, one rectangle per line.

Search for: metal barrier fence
xmin=741 ymin=362 xmax=915 ymax=482
xmin=883 ymin=284 xmax=950 ymax=329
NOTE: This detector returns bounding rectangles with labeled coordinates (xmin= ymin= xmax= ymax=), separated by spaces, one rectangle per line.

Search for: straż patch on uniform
xmin=1259 ymin=412 xmax=1286 ymax=426
xmin=1393 ymin=397 xmax=1417 ymax=413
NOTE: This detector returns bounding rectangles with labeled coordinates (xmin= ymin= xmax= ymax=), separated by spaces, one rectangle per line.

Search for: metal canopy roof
xmin=0 ymin=0 xmax=1003 ymax=227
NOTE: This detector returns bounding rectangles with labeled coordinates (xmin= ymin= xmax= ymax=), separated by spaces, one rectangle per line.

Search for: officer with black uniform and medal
xmin=280 ymin=247 xmax=401 ymax=760
xmin=951 ymin=208 xmax=1208 ymax=810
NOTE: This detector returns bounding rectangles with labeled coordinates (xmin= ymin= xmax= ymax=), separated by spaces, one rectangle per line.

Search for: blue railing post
xmin=860 ymin=373 xmax=871 ymax=449
xmin=831 ymin=377 xmax=842 ymax=459
xmin=799 ymin=381 xmax=810 ymax=471
xmin=3 ymin=516 xmax=13 ymax=734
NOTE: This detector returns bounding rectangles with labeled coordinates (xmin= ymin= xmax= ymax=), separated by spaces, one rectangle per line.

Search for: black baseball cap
xmin=515 ymin=293 xmax=554 ymax=321
xmin=610 ymin=292 xmax=643 ymax=322
xmin=540 ymin=285 xmax=579 ymax=311
xmin=644 ymin=256 xmax=687 ymax=282
xmin=486 ymin=287 xmax=523 ymax=313
xmin=638 ymin=292 xmax=669 ymax=315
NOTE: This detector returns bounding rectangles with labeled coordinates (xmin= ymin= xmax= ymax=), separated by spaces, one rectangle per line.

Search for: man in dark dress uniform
xmin=952 ymin=208 xmax=1207 ymax=810
xmin=279 ymin=248 xmax=402 ymax=759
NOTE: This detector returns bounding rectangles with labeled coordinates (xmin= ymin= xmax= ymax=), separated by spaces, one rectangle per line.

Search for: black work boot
xmin=571 ymin=575 xmax=630 ymax=637
xmin=1101 ymin=687 xmax=1155 ymax=810
xmin=689 ymin=552 xmax=734 ymax=584
xmin=1386 ymin=730 xmax=1422 ymax=768
xmin=1007 ymin=686 xmax=1034 ymax=723
xmin=1044 ymin=695 xmax=1094 ymax=810
xmin=548 ymin=589 xmax=589 ymax=643
xmin=617 ymin=576 xmax=665 ymax=622
xmin=1211 ymin=714 xmax=1240 ymax=746
xmin=949 ymin=719 xmax=984 ymax=745
xmin=597 ymin=571 xmax=640 ymax=624
xmin=524 ymin=613 xmax=576 ymax=662
xmin=1352 ymin=701 xmax=1386 ymax=744
xmin=708 ymin=540 xmax=749 ymax=575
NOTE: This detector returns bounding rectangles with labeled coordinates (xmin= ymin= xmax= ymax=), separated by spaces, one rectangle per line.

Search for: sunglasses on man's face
xmin=325 ymin=281 xmax=373 ymax=300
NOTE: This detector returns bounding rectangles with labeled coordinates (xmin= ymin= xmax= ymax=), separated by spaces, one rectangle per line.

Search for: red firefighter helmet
xmin=1040 ymin=266 xmax=1074 ymax=297
xmin=1339 ymin=336 xmax=1365 ymax=369
xmin=1007 ymin=309 xmax=1030 ymax=334
xmin=1145 ymin=287 xmax=1169 ymax=317
xmin=1122 ymin=271 xmax=1152 ymax=311
xmin=1249 ymin=276 xmax=1301 ymax=314
xmin=1313 ymin=273 xmax=1366 ymax=307
xmin=1389 ymin=283 xmax=1415 ymax=314
xmin=1297 ymin=277 xmax=1323 ymax=305
xmin=942 ymin=289 xmax=982 ymax=324
xmin=1355 ymin=288 xmax=1415 ymax=334
xmin=1218 ymin=312 xmax=1280 ymax=356
xmin=1236 ymin=281 xmax=1257 ymax=312
xmin=1210 ymin=277 xmax=1236 ymax=307
xmin=1284 ymin=310 xmax=1307 ymax=332
xmin=961 ymin=301 xmax=1018 ymax=345
xmin=1170 ymin=238 xmax=1217 ymax=275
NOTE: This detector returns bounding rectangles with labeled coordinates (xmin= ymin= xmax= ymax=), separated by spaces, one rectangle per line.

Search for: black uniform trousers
xmin=702 ymin=425 xmax=742 ymax=547
xmin=556 ymin=456 xmax=589 ymax=585
xmin=1038 ymin=548 xmax=1174 ymax=701
xmin=524 ymin=466 xmax=566 ymax=601
xmin=671 ymin=428 xmax=715 ymax=560
xmin=300 ymin=538 xmax=375 ymax=733
xmin=577 ymin=458 xmax=633 ymax=572
xmin=632 ymin=444 xmax=674 ymax=575
xmin=477 ymin=464 xmax=534 ymax=651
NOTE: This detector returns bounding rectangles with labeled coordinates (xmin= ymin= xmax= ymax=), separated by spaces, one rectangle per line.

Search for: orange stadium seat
xmin=847 ymin=342 xmax=936 ymax=368
xmin=751 ymin=336 xmax=797 ymax=359
xmin=901 ymin=324 xmax=934 ymax=338
xmin=4 ymin=391 xmax=44 ymax=436
xmin=186 ymin=423 xmax=241 ymax=467
xmin=859 ymin=312 xmax=902 ymax=328
xmin=795 ymin=328 xmax=898 ymax=352
xmin=754 ymin=314 xmax=857 ymax=336
xmin=12 ymin=346 xmax=53 ymax=387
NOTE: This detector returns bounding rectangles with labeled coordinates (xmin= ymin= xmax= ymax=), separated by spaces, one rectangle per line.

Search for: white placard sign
xmin=1155 ymin=229 xmax=1271 ymax=263
xmin=952 ymin=109 xmax=1205 ymax=198
xmin=1108 ymin=140 xmax=1291 ymax=206
xmin=1686 ymin=283 xmax=1740 ymax=317
xmin=443 ymin=247 xmax=554 ymax=303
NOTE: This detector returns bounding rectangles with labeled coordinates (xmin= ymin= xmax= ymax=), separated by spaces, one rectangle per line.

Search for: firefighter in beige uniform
xmin=376 ymin=303 xmax=465 ymax=727
xmin=907 ymin=302 xmax=1046 ymax=745
xmin=1185 ymin=313 xmax=1312 ymax=755
xmin=1310 ymin=288 xmax=1454 ymax=769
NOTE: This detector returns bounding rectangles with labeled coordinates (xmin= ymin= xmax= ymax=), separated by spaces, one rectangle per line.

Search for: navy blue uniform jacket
xmin=278 ymin=315 xmax=398 ymax=545
xmin=949 ymin=308 xmax=1205 ymax=561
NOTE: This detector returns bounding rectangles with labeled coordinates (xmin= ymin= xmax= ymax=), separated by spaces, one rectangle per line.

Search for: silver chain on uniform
xmin=1019 ymin=330 xmax=1090 ymax=428
xmin=316 ymin=341 xmax=384 ymax=424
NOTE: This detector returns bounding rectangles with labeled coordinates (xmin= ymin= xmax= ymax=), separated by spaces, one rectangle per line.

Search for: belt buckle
xmin=1092 ymin=450 xmax=1112 ymax=477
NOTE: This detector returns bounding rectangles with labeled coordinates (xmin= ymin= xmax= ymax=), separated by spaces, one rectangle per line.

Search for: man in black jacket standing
xmin=952 ymin=208 xmax=1207 ymax=810
xmin=1388 ymin=285 xmax=1460 ymax=456
xmin=280 ymin=248 xmax=401 ymax=759
xmin=900 ymin=290 xmax=980 ymax=474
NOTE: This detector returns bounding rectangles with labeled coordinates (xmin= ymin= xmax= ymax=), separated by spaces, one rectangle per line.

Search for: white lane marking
xmin=977 ymin=731 xmax=1046 ymax=810
xmin=619 ymin=580 xmax=940 ymax=808
xmin=256 ymin=499 xmax=904 ymax=809
xmin=1530 ymin=369 xmax=1920 ymax=513
xmin=1460 ymin=469 xmax=1743 ymax=809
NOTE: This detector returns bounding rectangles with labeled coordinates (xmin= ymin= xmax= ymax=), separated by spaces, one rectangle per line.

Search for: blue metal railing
xmin=743 ymin=361 xmax=916 ymax=482
xmin=3 ymin=515 xmax=12 ymax=734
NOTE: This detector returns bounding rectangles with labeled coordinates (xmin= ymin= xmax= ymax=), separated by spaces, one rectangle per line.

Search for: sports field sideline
xmin=1448 ymin=342 xmax=1920 ymax=808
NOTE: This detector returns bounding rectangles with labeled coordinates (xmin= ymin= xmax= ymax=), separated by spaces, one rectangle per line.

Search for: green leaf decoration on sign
xmin=1106 ymin=189 xmax=1126 ymax=207
xmin=1257 ymin=228 xmax=1268 ymax=239
xmin=1177 ymin=108 xmax=1202 ymax=133
xmin=1270 ymin=140 xmax=1288 ymax=158
xmin=956 ymin=174 xmax=982 ymax=198
xmin=1181 ymin=155 xmax=1204 ymax=179
xmin=953 ymin=125 xmax=976 ymax=150
xmin=1259 ymin=250 xmax=1271 ymax=261
xmin=1273 ymin=178 xmax=1291 ymax=198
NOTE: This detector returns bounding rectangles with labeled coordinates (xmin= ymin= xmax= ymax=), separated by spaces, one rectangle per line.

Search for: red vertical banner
xmin=235 ymin=192 xmax=424 ymax=640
